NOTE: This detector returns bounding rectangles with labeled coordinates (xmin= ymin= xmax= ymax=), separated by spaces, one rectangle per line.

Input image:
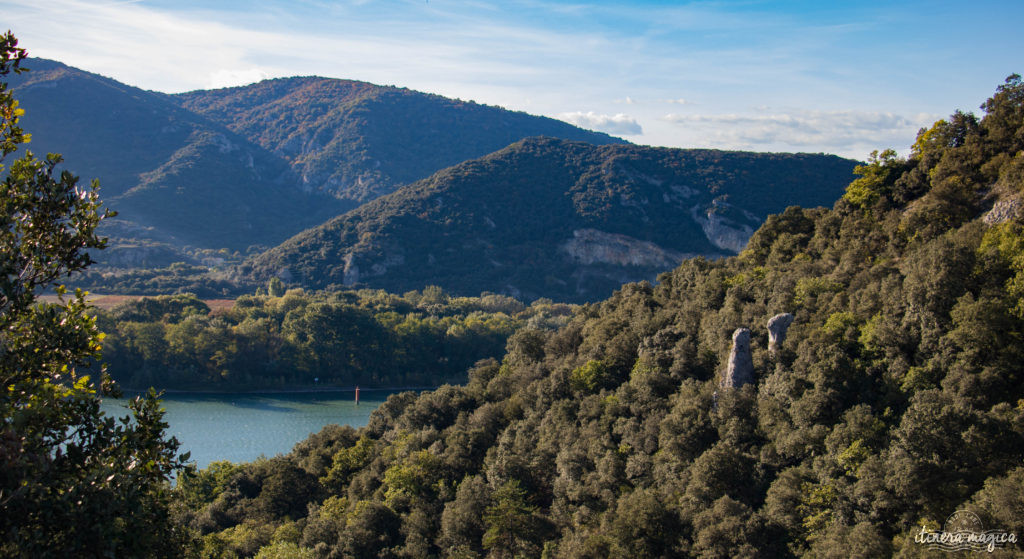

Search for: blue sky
xmin=4 ymin=0 xmax=1022 ymax=159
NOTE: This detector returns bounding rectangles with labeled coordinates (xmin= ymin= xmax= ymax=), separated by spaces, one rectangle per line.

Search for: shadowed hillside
xmin=9 ymin=60 xmax=629 ymax=270
xmin=9 ymin=59 xmax=351 ymax=265
xmin=174 ymin=76 xmax=629 ymax=203
xmin=244 ymin=137 xmax=858 ymax=302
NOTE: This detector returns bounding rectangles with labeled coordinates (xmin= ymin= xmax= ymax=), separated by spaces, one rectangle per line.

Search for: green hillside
xmin=176 ymin=76 xmax=1024 ymax=557
xmin=175 ymin=77 xmax=628 ymax=203
xmin=244 ymin=138 xmax=857 ymax=302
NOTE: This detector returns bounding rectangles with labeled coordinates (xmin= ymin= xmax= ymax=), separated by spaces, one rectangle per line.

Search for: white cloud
xmin=207 ymin=68 xmax=270 ymax=90
xmin=660 ymin=109 xmax=938 ymax=155
xmin=664 ymin=98 xmax=694 ymax=105
xmin=559 ymin=111 xmax=643 ymax=136
xmin=2 ymin=0 xmax=606 ymax=95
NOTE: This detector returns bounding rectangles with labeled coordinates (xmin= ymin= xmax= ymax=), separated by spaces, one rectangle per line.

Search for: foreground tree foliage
xmin=175 ymin=76 xmax=1024 ymax=558
xmin=0 ymin=34 xmax=188 ymax=557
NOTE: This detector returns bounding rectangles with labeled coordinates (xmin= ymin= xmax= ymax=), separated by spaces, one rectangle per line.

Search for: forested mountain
xmin=174 ymin=76 xmax=1024 ymax=557
xmin=8 ymin=58 xmax=351 ymax=266
xmin=8 ymin=60 xmax=624 ymax=271
xmin=174 ymin=77 xmax=627 ymax=203
xmin=244 ymin=138 xmax=857 ymax=302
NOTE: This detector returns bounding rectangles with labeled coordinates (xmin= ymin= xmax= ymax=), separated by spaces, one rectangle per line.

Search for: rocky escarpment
xmin=983 ymin=192 xmax=1022 ymax=225
xmin=560 ymin=229 xmax=694 ymax=268
xmin=690 ymin=202 xmax=761 ymax=253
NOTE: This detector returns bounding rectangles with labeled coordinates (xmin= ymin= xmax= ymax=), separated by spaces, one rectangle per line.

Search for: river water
xmin=100 ymin=390 xmax=401 ymax=469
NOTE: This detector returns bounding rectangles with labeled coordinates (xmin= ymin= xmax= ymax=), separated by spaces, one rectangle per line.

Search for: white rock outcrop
xmin=560 ymin=229 xmax=691 ymax=268
xmin=767 ymin=313 xmax=795 ymax=355
xmin=721 ymin=327 xmax=754 ymax=388
xmin=690 ymin=206 xmax=756 ymax=253
xmin=983 ymin=195 xmax=1022 ymax=225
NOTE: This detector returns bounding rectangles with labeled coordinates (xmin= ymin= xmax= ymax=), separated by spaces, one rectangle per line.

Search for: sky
xmin=3 ymin=0 xmax=1023 ymax=160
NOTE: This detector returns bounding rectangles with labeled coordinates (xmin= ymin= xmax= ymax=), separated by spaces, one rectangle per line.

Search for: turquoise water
xmin=100 ymin=390 xmax=399 ymax=469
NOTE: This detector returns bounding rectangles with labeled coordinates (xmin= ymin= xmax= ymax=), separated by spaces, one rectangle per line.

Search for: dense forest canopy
xmin=97 ymin=287 xmax=572 ymax=391
xmin=170 ymin=76 xmax=1024 ymax=558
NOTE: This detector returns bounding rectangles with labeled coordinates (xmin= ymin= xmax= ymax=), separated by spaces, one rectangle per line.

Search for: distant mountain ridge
xmin=10 ymin=58 xmax=859 ymax=301
xmin=173 ymin=76 xmax=627 ymax=203
xmin=9 ymin=58 xmax=350 ymax=265
xmin=8 ymin=59 xmax=626 ymax=267
xmin=243 ymin=137 xmax=858 ymax=302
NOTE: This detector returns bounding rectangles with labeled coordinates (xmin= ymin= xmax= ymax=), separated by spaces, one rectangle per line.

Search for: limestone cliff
xmin=690 ymin=200 xmax=761 ymax=254
xmin=560 ymin=229 xmax=693 ymax=268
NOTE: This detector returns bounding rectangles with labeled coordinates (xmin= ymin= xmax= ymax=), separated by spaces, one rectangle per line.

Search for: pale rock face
xmin=341 ymin=251 xmax=405 ymax=285
xmin=560 ymin=229 xmax=692 ymax=268
xmin=983 ymin=195 xmax=1022 ymax=225
xmin=342 ymin=253 xmax=359 ymax=286
xmin=211 ymin=133 xmax=238 ymax=154
xmin=767 ymin=313 xmax=795 ymax=354
xmin=722 ymin=327 xmax=755 ymax=388
xmin=691 ymin=206 xmax=756 ymax=253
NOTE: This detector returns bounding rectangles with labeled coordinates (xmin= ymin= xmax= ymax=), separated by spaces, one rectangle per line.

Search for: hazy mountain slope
xmin=9 ymin=59 xmax=351 ymax=264
xmin=9 ymin=60 xmax=626 ymax=268
xmin=244 ymin=137 xmax=858 ymax=301
xmin=174 ymin=77 xmax=629 ymax=202
xmin=181 ymin=76 xmax=1024 ymax=559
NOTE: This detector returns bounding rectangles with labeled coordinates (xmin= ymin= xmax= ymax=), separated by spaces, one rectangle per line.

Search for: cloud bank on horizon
xmin=560 ymin=111 xmax=643 ymax=136
xmin=3 ymin=0 xmax=1022 ymax=160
